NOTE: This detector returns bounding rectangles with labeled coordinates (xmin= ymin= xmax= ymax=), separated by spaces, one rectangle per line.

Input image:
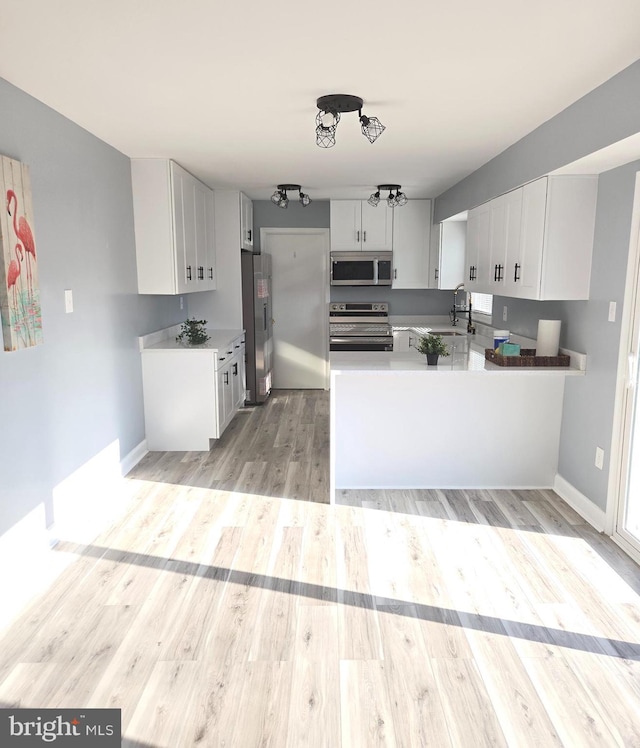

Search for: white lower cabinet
xmin=141 ymin=331 xmax=245 ymax=451
xmin=215 ymin=336 xmax=245 ymax=436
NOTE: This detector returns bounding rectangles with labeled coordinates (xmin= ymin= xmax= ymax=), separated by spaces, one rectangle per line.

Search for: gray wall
xmin=0 ymin=78 xmax=182 ymax=535
xmin=435 ymin=58 xmax=640 ymax=512
xmin=254 ymin=199 xmax=452 ymax=316
xmin=252 ymin=199 xmax=330 ymax=252
xmin=435 ymin=60 xmax=640 ymax=222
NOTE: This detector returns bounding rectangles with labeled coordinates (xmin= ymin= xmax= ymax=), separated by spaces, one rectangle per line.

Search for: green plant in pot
xmin=176 ymin=318 xmax=210 ymax=346
xmin=416 ymin=333 xmax=450 ymax=366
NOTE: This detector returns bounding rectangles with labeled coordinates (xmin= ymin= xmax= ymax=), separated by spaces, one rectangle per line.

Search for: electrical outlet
xmin=503 ymin=306 xmax=508 ymax=322
xmin=64 ymin=289 xmax=73 ymax=314
xmin=608 ymin=301 xmax=616 ymax=322
xmin=180 ymin=296 xmax=184 ymax=310
xmin=595 ymin=447 xmax=604 ymax=470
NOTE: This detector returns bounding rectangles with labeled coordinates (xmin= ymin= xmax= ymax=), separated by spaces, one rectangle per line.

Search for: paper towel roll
xmin=536 ymin=319 xmax=561 ymax=356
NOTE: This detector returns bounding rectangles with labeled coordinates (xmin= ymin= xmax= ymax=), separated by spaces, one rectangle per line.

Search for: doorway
xmin=612 ymin=171 xmax=640 ymax=563
xmin=260 ymin=228 xmax=330 ymax=390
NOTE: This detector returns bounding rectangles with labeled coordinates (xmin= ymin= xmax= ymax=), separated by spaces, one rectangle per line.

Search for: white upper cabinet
xmin=519 ymin=176 xmax=598 ymax=300
xmin=465 ymin=201 xmax=491 ymax=292
xmin=330 ymin=200 xmax=393 ymax=251
xmin=429 ymin=219 xmax=466 ymax=290
xmin=464 ymin=175 xmax=598 ymax=300
xmin=131 ymin=159 xmax=216 ymax=294
xmin=240 ymin=192 xmax=253 ymax=250
xmin=392 ymin=199 xmax=431 ymax=288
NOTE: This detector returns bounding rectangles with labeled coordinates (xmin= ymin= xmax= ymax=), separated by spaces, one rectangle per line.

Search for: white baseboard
xmin=553 ymin=474 xmax=607 ymax=531
xmin=121 ymin=439 xmax=148 ymax=476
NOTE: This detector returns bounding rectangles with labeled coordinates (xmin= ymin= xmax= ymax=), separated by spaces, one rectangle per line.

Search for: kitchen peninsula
xmin=330 ymin=324 xmax=584 ymax=498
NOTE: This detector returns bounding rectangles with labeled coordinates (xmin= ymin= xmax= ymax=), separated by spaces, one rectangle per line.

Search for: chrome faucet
xmin=450 ymin=283 xmax=475 ymax=334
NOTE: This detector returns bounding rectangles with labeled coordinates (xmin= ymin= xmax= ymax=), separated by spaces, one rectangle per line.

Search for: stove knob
xmin=340 ymin=304 xmax=346 ymax=310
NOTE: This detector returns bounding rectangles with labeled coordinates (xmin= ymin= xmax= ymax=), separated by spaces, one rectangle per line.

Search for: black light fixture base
xmin=277 ymin=184 xmax=302 ymax=191
xmin=377 ymin=184 xmax=401 ymax=191
xmin=316 ymin=94 xmax=364 ymax=114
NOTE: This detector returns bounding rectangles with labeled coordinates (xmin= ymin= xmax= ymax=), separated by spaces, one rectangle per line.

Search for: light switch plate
xmin=502 ymin=306 xmax=508 ymax=322
xmin=595 ymin=447 xmax=604 ymax=470
xmin=64 ymin=289 xmax=73 ymax=314
xmin=608 ymin=301 xmax=616 ymax=322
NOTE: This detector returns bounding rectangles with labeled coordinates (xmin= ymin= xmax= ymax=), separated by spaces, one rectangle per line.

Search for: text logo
xmin=1 ymin=709 xmax=120 ymax=747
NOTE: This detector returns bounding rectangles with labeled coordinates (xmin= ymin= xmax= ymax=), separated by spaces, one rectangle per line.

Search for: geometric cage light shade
xmin=316 ymin=94 xmax=385 ymax=148
xmin=270 ymin=184 xmax=312 ymax=209
xmin=368 ymin=184 xmax=408 ymax=208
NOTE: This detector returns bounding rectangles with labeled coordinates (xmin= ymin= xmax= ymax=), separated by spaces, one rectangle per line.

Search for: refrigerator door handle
xmin=263 ymin=305 xmax=268 ymax=331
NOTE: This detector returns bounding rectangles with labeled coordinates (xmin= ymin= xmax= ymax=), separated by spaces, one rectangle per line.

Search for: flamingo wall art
xmin=0 ymin=155 xmax=43 ymax=351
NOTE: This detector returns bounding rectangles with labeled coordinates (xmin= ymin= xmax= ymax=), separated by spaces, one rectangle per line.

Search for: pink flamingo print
xmin=7 ymin=242 xmax=23 ymax=309
xmin=6 ymin=189 xmax=36 ymax=294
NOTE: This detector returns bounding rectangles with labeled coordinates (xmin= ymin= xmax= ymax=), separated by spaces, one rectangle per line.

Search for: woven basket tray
xmin=485 ymin=348 xmax=570 ymax=367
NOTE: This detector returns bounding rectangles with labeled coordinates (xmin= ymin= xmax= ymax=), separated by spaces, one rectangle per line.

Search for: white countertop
xmin=139 ymin=326 xmax=244 ymax=353
xmin=331 ymin=319 xmax=585 ymax=375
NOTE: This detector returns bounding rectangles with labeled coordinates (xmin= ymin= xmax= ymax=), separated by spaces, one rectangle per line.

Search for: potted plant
xmin=416 ymin=333 xmax=450 ymax=366
xmin=176 ymin=318 xmax=210 ymax=346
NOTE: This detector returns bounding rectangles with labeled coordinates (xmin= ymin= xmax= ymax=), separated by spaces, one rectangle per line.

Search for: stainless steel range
xmin=329 ymin=302 xmax=393 ymax=351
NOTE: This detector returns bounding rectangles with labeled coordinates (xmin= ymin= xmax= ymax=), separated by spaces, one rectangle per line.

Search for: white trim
xmin=608 ymin=170 xmax=640 ymax=540
xmin=121 ymin=439 xmax=148 ymax=476
xmin=554 ymin=474 xmax=607 ymax=532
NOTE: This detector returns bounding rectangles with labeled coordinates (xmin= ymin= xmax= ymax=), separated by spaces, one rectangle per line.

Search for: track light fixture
xmin=315 ymin=94 xmax=385 ymax=148
xmin=368 ymin=184 xmax=408 ymax=208
xmin=270 ymin=184 xmax=312 ymax=209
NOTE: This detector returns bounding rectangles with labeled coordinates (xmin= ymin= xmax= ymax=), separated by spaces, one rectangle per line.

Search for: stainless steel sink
xmin=431 ymin=330 xmax=466 ymax=336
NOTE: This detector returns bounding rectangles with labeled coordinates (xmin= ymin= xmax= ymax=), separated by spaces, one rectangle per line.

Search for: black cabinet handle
xmin=514 ymin=263 xmax=521 ymax=282
xmin=363 ymin=230 xmax=367 ymax=242
xmin=394 ymin=268 xmax=397 ymax=280
xmin=186 ymin=265 xmax=192 ymax=281
xmin=233 ymin=362 xmax=238 ymax=376
xmin=248 ymin=229 xmax=252 ymax=242
xmin=208 ymin=267 xmax=214 ymax=280
xmin=356 ymin=230 xmax=360 ymax=243
xmin=224 ymin=372 xmax=229 ymax=385
xmin=198 ymin=266 xmax=204 ymax=280
xmin=494 ymin=264 xmax=498 ymax=282
xmin=435 ymin=268 xmax=439 ymax=281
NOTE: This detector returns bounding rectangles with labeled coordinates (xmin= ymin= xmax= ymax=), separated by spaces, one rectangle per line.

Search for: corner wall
xmin=0 ymin=77 xmax=183 ymax=537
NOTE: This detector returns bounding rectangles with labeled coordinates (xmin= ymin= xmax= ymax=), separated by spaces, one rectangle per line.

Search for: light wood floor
xmin=1 ymin=389 xmax=640 ymax=746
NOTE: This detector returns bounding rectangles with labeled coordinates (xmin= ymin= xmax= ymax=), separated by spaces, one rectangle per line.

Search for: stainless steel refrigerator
xmin=241 ymin=251 xmax=273 ymax=404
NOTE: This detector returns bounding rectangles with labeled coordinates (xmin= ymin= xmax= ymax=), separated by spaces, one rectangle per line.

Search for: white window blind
xmin=470 ymin=292 xmax=493 ymax=317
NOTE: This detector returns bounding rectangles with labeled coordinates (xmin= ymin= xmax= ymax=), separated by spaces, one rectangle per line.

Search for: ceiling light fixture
xmin=270 ymin=184 xmax=312 ymax=209
xmin=368 ymin=184 xmax=408 ymax=208
xmin=315 ymin=94 xmax=385 ymax=148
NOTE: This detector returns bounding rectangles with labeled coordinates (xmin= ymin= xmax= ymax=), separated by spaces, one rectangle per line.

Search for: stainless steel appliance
xmin=241 ymin=252 xmax=273 ymax=404
xmin=330 ymin=251 xmax=393 ymax=286
xmin=329 ymin=302 xmax=393 ymax=351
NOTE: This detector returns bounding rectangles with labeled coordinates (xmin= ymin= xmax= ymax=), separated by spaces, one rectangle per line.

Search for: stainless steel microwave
xmin=330 ymin=251 xmax=393 ymax=286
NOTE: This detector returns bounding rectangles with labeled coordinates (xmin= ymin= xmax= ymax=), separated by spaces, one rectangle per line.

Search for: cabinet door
xmin=193 ymin=180 xmax=216 ymax=290
xmin=438 ymin=221 xmax=466 ymax=290
xmin=517 ymin=178 xmax=547 ymax=299
xmin=392 ymin=200 xmax=430 ymax=288
xmin=240 ymin=192 xmax=253 ymax=250
xmin=231 ymin=346 xmax=245 ymax=409
xmin=361 ymin=201 xmax=393 ymax=250
xmin=170 ymin=163 xmax=195 ymax=295
xmin=488 ymin=189 xmax=522 ymax=295
xmin=216 ymin=361 xmax=234 ymax=435
xmin=465 ymin=203 xmax=490 ymax=292
xmin=330 ymin=201 xmax=362 ymax=250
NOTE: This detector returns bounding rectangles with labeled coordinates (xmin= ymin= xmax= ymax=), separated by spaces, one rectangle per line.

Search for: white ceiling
xmin=1 ymin=1 xmax=640 ymax=201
